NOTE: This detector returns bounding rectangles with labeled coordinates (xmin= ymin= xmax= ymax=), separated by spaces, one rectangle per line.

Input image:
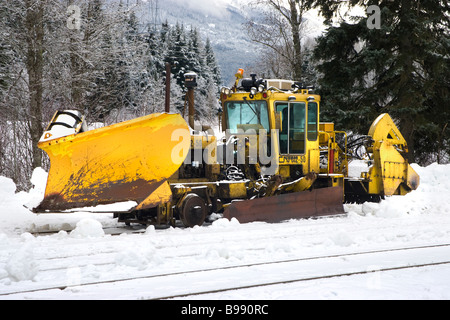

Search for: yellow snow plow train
xmin=33 ymin=71 xmax=419 ymax=227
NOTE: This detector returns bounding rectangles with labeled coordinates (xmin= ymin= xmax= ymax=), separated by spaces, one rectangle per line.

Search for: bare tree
xmin=24 ymin=0 xmax=45 ymax=169
xmin=0 ymin=0 xmax=147 ymax=188
xmin=245 ymin=0 xmax=309 ymax=81
xmin=0 ymin=0 xmax=223 ymax=190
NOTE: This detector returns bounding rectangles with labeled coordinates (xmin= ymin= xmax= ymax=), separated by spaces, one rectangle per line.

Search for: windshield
xmin=225 ymin=100 xmax=270 ymax=133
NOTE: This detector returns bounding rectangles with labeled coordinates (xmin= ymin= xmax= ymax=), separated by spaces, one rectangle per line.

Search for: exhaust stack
xmin=184 ymin=72 xmax=197 ymax=128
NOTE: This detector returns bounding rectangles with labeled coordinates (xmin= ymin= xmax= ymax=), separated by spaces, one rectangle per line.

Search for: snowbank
xmin=0 ymin=175 xmax=36 ymax=232
xmin=0 ymin=167 xmax=118 ymax=235
xmin=345 ymin=163 xmax=450 ymax=218
xmin=70 ymin=219 xmax=105 ymax=238
xmin=5 ymin=242 xmax=38 ymax=282
xmin=1 ymin=163 xmax=449 ymax=235
xmin=20 ymin=167 xmax=48 ymax=210
xmin=115 ymin=245 xmax=162 ymax=270
xmin=0 ymin=162 xmax=449 ymax=299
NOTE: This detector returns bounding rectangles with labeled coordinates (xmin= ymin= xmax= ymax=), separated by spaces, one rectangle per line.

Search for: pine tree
xmin=204 ymin=38 xmax=221 ymax=88
xmin=84 ymin=1 xmax=150 ymax=121
xmin=0 ymin=2 xmax=225 ymax=189
xmin=186 ymin=26 xmax=204 ymax=76
xmin=157 ymin=24 xmax=222 ymax=121
xmin=68 ymin=0 xmax=105 ymax=111
xmin=312 ymin=0 xmax=450 ymax=163
xmin=166 ymin=22 xmax=190 ymax=90
xmin=145 ymin=24 xmax=166 ymax=80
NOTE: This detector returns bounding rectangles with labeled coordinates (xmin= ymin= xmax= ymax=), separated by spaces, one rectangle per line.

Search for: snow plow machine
xmin=33 ymin=70 xmax=420 ymax=227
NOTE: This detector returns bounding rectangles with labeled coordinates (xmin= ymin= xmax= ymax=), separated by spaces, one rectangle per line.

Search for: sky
xmin=143 ymin=0 xmax=241 ymax=18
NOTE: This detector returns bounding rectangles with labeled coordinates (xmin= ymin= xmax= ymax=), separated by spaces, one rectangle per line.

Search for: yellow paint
xmin=37 ymin=73 xmax=420 ymax=220
xmin=136 ymin=181 xmax=172 ymax=210
xmin=38 ymin=113 xmax=190 ymax=210
xmin=366 ymin=114 xmax=420 ymax=196
xmin=221 ymin=90 xmax=321 ymax=177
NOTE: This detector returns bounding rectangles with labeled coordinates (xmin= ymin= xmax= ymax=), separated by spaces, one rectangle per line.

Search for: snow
xmin=0 ymin=162 xmax=450 ymax=300
xmin=69 ymin=219 xmax=105 ymax=239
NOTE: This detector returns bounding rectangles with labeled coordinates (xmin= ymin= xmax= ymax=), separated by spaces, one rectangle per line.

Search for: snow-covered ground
xmin=1 ymin=162 xmax=450 ymax=300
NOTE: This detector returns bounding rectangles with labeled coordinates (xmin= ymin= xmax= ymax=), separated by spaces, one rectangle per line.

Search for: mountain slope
xmin=138 ymin=0 xmax=260 ymax=85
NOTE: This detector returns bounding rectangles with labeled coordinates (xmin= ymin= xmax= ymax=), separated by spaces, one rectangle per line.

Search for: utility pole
xmin=165 ymin=62 xmax=171 ymax=113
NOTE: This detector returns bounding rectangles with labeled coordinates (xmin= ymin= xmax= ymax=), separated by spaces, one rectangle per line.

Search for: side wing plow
xmin=34 ymin=113 xmax=190 ymax=213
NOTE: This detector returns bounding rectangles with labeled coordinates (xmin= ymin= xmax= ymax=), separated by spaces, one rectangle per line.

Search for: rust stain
xmin=35 ymin=178 xmax=165 ymax=212
xmin=35 ymin=113 xmax=190 ymax=213
xmin=223 ymin=187 xmax=345 ymax=224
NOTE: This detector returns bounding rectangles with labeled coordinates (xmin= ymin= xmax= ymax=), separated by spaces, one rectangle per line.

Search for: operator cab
xmin=39 ymin=110 xmax=88 ymax=143
xmin=219 ymin=70 xmax=321 ymax=179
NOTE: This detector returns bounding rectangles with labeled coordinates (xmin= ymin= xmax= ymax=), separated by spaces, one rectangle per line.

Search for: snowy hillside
xmin=135 ymin=0 xmax=260 ymax=85
xmin=0 ymin=162 xmax=450 ymax=300
xmin=137 ymin=0 xmax=326 ymax=85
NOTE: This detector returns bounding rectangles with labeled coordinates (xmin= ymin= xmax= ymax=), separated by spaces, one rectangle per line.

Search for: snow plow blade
xmin=34 ymin=113 xmax=190 ymax=212
xmin=223 ymin=186 xmax=345 ymax=224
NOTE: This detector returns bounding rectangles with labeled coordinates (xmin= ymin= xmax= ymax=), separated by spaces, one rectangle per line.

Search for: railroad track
xmin=1 ymin=243 xmax=450 ymax=299
xmin=19 ymin=219 xmax=450 ymax=275
xmin=30 ymin=225 xmax=149 ymax=237
xmin=157 ymin=260 xmax=450 ymax=300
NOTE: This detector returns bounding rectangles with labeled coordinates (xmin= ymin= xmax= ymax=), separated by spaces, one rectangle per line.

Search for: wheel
xmin=180 ymin=194 xmax=207 ymax=227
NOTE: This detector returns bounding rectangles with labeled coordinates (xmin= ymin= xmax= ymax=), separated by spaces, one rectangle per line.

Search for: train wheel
xmin=180 ymin=194 xmax=207 ymax=227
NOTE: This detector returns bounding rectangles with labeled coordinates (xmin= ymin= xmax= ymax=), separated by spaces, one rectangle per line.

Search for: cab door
xmin=276 ymin=102 xmax=306 ymax=155
xmin=276 ymin=101 xmax=320 ymax=174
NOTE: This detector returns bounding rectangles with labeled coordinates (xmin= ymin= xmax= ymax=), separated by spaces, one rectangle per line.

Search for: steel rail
xmin=154 ymin=260 xmax=450 ymax=300
xmin=1 ymin=242 xmax=450 ymax=298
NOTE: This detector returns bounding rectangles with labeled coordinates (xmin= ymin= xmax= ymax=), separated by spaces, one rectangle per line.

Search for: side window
xmin=307 ymin=102 xmax=318 ymax=141
xmin=290 ymin=103 xmax=305 ymax=154
xmin=275 ymin=102 xmax=306 ymax=154
xmin=276 ymin=103 xmax=288 ymax=154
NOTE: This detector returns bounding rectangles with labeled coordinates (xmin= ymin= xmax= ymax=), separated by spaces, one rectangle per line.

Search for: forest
xmin=0 ymin=0 xmax=222 ymax=190
xmin=0 ymin=0 xmax=449 ymax=191
xmin=246 ymin=0 xmax=449 ymax=165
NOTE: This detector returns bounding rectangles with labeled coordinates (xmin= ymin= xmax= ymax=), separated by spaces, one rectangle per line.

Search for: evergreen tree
xmin=145 ymin=24 xmax=167 ymax=79
xmin=166 ymin=22 xmax=190 ymax=90
xmin=85 ymin=2 xmax=150 ymax=121
xmin=204 ymin=38 xmax=221 ymax=87
xmin=68 ymin=0 xmax=105 ymax=111
xmin=158 ymin=24 xmax=222 ymax=121
xmin=312 ymin=0 xmax=450 ymax=163
xmin=186 ymin=26 xmax=204 ymax=76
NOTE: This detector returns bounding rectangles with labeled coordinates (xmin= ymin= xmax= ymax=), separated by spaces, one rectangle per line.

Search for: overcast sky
xmin=167 ymin=0 xmax=238 ymax=17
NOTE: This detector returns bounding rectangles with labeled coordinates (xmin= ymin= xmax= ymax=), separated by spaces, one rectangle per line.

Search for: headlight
xmin=221 ymin=87 xmax=231 ymax=95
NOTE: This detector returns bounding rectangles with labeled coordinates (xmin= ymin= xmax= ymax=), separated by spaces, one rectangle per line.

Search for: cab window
xmin=307 ymin=102 xmax=318 ymax=141
xmin=276 ymin=102 xmax=306 ymax=154
xmin=226 ymin=100 xmax=270 ymax=134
